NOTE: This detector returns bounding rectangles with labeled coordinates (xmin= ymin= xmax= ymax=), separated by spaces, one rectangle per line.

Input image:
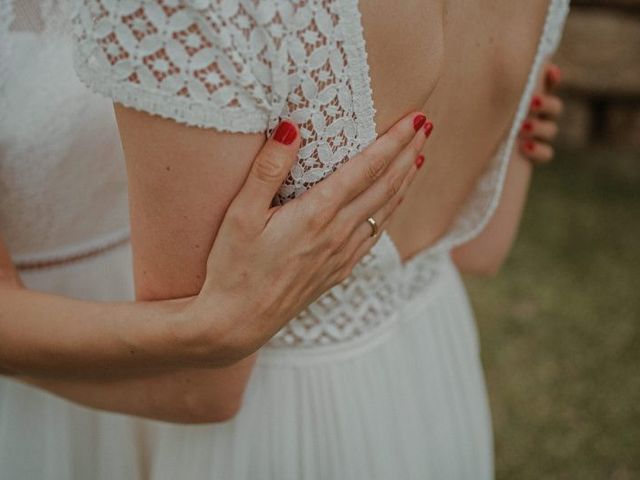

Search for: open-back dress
xmin=0 ymin=0 xmax=569 ymax=478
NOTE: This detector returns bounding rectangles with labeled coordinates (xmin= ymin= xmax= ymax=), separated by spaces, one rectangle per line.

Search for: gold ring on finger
xmin=366 ymin=216 xmax=378 ymax=238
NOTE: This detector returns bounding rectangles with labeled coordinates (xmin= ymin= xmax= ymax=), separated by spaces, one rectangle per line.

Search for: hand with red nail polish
xmin=519 ymin=62 xmax=563 ymax=165
xmin=198 ymin=111 xmax=433 ymax=360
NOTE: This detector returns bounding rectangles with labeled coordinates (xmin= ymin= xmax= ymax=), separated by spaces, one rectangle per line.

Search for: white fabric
xmin=72 ymin=0 xmax=569 ymax=349
xmin=0 ymin=245 xmax=144 ymax=480
xmin=0 ymin=0 xmax=569 ymax=478
xmin=143 ymin=254 xmax=495 ymax=480
xmin=0 ymin=0 xmax=130 ymax=258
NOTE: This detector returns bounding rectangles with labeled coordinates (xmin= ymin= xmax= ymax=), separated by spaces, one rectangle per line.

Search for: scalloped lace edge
xmin=72 ymin=54 xmax=270 ymax=133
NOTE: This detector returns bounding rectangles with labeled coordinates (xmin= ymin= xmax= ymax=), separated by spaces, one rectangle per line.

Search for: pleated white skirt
xmin=142 ymin=253 xmax=494 ymax=480
xmin=0 ymin=247 xmax=493 ymax=480
xmin=0 ymin=243 xmax=146 ymax=480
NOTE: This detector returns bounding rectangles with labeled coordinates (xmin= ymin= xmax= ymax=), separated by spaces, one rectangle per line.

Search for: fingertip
xmin=423 ymin=121 xmax=434 ymax=138
xmin=413 ymin=114 xmax=427 ymax=132
xmin=271 ymin=120 xmax=300 ymax=146
xmin=531 ymin=95 xmax=542 ymax=111
xmin=526 ymin=139 xmax=535 ymax=152
xmin=547 ymin=64 xmax=562 ymax=87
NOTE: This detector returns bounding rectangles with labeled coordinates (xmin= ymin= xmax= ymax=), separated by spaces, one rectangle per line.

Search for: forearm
xmin=0 ymin=286 xmax=202 ymax=378
xmin=452 ymin=151 xmax=533 ymax=276
xmin=15 ymin=353 xmax=257 ymax=423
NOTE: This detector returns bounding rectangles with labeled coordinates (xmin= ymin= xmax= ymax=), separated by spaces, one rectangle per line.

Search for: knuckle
xmin=224 ymin=205 xmax=250 ymax=232
xmin=306 ymin=203 xmax=333 ymax=230
xmin=253 ymin=152 xmax=287 ymax=182
xmin=364 ymin=153 xmax=387 ymax=182
xmin=385 ymin=175 xmax=403 ymax=198
xmin=314 ymin=185 xmax=336 ymax=209
xmin=385 ymin=124 xmax=407 ymax=149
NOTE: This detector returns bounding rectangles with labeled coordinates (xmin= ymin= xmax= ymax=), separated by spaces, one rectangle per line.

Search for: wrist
xmin=164 ymin=291 xmax=248 ymax=368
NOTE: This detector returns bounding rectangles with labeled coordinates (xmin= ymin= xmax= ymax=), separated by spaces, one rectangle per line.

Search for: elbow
xmin=452 ymin=250 xmax=507 ymax=278
xmin=176 ymin=391 xmax=244 ymax=425
xmin=160 ymin=400 xmax=242 ymax=425
xmin=145 ymin=385 xmax=245 ymax=425
xmin=187 ymin=401 xmax=243 ymax=424
xmin=466 ymin=256 xmax=506 ymax=278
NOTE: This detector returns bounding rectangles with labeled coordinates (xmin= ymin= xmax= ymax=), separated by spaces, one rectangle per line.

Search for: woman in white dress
xmin=0 ymin=0 xmax=569 ymax=478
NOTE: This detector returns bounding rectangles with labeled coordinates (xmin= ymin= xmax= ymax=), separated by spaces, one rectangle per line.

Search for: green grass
xmin=465 ymin=148 xmax=640 ymax=480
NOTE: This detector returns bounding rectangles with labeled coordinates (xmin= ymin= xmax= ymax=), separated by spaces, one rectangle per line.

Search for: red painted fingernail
xmin=415 ymin=154 xmax=425 ymax=169
xmin=272 ymin=121 xmax=297 ymax=145
xmin=548 ymin=65 xmax=562 ymax=84
xmin=413 ymin=114 xmax=427 ymax=132
xmin=531 ymin=95 xmax=542 ymax=110
xmin=522 ymin=120 xmax=533 ymax=133
xmin=525 ymin=140 xmax=535 ymax=152
xmin=423 ymin=121 xmax=434 ymax=138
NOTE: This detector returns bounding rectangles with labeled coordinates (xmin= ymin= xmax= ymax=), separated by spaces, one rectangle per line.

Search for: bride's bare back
xmin=360 ymin=0 xmax=551 ymax=260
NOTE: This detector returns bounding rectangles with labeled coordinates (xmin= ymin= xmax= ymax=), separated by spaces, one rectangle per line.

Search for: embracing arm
xmin=9 ymin=107 xmax=270 ymax=423
xmin=0 ymin=272 xmax=198 ymax=378
xmin=452 ymin=63 xmax=563 ymax=276
xmin=451 ymin=149 xmax=533 ymax=276
xmin=9 ymin=108 xmax=428 ymax=423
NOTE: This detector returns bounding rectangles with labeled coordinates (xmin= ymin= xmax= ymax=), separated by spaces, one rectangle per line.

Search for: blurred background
xmin=466 ymin=1 xmax=640 ymax=478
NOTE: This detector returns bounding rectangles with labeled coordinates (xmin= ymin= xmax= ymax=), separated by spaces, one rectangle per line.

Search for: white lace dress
xmin=0 ymin=0 xmax=569 ymax=478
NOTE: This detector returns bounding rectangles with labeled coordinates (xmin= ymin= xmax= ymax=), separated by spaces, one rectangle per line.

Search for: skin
xmin=1 ymin=0 xmax=564 ymax=422
xmin=452 ymin=63 xmax=564 ymax=274
xmin=0 ymin=113 xmax=428 ymax=422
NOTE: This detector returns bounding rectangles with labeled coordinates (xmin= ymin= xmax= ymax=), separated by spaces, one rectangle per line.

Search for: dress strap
xmin=425 ymin=0 xmax=570 ymax=257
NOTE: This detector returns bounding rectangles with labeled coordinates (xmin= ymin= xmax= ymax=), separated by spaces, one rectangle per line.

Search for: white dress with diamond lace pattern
xmin=0 ymin=0 xmax=569 ymax=478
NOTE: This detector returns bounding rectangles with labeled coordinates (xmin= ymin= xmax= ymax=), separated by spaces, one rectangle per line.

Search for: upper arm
xmin=73 ymin=0 xmax=282 ymax=300
xmin=73 ymin=1 xmax=282 ymax=298
xmin=114 ymin=104 xmax=265 ymax=300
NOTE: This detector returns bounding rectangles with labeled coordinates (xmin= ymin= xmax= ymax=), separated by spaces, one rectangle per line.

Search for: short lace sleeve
xmin=72 ymin=0 xmax=289 ymax=132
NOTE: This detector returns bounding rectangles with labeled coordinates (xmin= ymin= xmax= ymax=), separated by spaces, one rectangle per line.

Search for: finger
xmin=326 ymin=153 xmax=420 ymax=286
xmin=334 ymin=153 xmax=421 ymax=270
xmin=520 ymin=139 xmax=554 ymax=165
xmin=333 ymin=221 xmax=388 ymax=285
xmin=232 ymin=121 xmax=302 ymax=222
xmin=530 ymin=93 xmax=564 ymax=119
xmin=310 ymin=111 xmax=431 ymax=211
xmin=545 ymin=64 xmax=562 ymax=92
xmin=367 ymin=153 xmax=420 ymax=226
xmin=336 ymin=124 xmax=427 ymax=233
xmin=520 ymin=117 xmax=559 ymax=143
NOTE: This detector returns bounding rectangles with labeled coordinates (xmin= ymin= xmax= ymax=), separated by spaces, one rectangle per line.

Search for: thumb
xmin=232 ymin=120 xmax=301 ymax=222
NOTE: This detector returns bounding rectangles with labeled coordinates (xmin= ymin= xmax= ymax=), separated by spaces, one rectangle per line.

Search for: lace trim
xmin=425 ymin=0 xmax=570 ymax=256
xmin=69 ymin=0 xmax=569 ymax=350
xmin=73 ymin=59 xmax=270 ymax=132
xmin=340 ymin=0 xmax=377 ymax=150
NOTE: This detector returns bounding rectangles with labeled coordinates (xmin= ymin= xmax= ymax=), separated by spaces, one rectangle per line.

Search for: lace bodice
xmin=1 ymin=0 xmax=569 ymax=348
xmin=73 ymin=0 xmax=378 ymax=206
